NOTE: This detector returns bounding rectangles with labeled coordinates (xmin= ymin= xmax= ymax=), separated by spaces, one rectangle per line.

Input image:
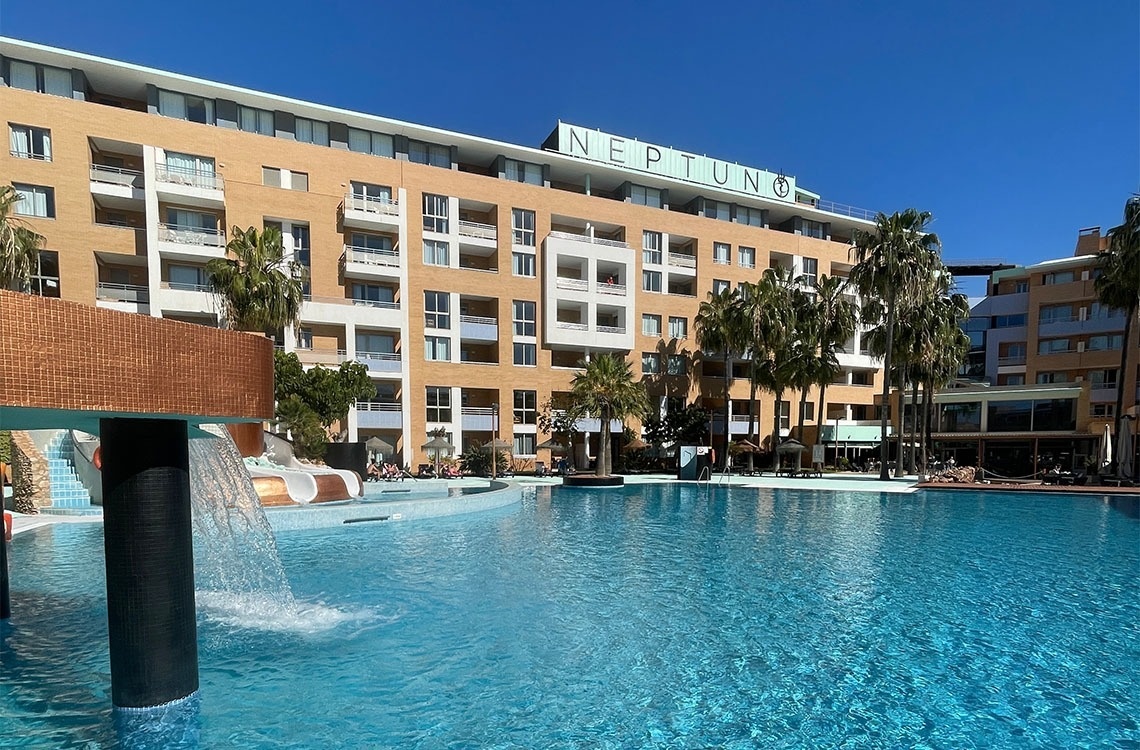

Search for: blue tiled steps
xmin=42 ymin=432 xmax=101 ymax=516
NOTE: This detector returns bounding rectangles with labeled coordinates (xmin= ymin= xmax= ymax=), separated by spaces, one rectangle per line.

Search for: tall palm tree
xmin=695 ymin=288 xmax=748 ymax=469
xmin=850 ymin=209 xmax=942 ymax=480
xmin=568 ymin=354 xmax=650 ymax=477
xmin=812 ymin=275 xmax=858 ymax=441
xmin=0 ymin=185 xmax=45 ymax=292
xmin=744 ymin=267 xmax=803 ymax=470
xmin=910 ymin=292 xmax=971 ymax=473
xmin=206 ymin=225 xmax=305 ymax=333
xmin=1096 ymin=196 xmax=1140 ymax=471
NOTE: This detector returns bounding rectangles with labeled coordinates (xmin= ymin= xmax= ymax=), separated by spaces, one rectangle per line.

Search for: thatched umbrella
xmin=536 ymin=438 xmax=568 ymax=453
xmin=483 ymin=437 xmax=513 ymax=479
xmin=421 ymin=435 xmax=455 ymax=475
xmin=365 ymin=436 xmax=394 ymax=461
xmin=622 ymin=437 xmax=649 ymax=452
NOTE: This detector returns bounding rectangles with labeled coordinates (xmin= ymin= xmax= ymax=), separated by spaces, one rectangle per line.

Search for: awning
xmin=819 ymin=425 xmax=888 ymax=443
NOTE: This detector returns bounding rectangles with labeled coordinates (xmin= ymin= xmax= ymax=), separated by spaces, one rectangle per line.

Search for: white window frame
xmin=512 ymin=251 xmax=536 ymax=278
xmin=512 ymin=300 xmax=536 ymax=336
xmin=8 ymin=124 xmax=51 ymax=160
xmin=511 ymin=208 xmax=536 ymax=246
xmin=642 ymin=314 xmax=662 ymax=337
xmin=423 ymin=239 xmax=450 ymax=267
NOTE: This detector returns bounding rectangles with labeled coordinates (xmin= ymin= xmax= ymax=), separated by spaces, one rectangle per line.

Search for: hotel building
xmin=0 ymin=37 xmax=887 ymax=468
xmin=927 ymin=227 xmax=1139 ymax=476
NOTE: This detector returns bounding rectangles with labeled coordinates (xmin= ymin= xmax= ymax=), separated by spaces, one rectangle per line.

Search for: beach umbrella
xmin=732 ymin=439 xmax=761 ymax=453
xmin=1099 ymin=423 xmax=1113 ymax=473
xmin=623 ymin=437 xmax=649 ymax=452
xmin=421 ymin=435 xmax=455 ymax=475
xmin=483 ymin=438 xmax=513 ymax=480
xmin=1117 ymin=416 xmax=1134 ymax=480
xmin=536 ymin=438 xmax=568 ymax=453
xmin=365 ymin=436 xmax=393 ymax=460
xmin=775 ymin=438 xmax=807 ymax=454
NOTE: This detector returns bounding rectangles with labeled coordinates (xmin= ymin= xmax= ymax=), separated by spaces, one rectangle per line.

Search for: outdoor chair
xmin=534 ymin=461 xmax=549 ymax=477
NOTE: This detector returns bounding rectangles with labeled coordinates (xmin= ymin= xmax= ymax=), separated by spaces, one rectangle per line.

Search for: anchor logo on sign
xmin=773 ymin=173 xmax=790 ymax=198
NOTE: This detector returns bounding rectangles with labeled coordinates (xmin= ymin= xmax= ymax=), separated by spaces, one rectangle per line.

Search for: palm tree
xmin=1096 ymin=196 xmax=1140 ymax=472
xmin=850 ymin=209 xmax=942 ymax=480
xmin=911 ymin=292 xmax=971 ymax=473
xmin=568 ymin=354 xmax=650 ymax=477
xmin=695 ymin=288 xmax=748 ymax=469
xmin=744 ymin=267 xmax=803 ymax=470
xmin=0 ymin=185 xmax=45 ymax=291
xmin=812 ymin=275 xmax=858 ymax=442
xmin=206 ymin=225 xmax=305 ymax=333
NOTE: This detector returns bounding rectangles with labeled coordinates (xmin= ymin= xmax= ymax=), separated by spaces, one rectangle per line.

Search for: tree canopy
xmin=272 ymin=350 xmax=374 ymax=458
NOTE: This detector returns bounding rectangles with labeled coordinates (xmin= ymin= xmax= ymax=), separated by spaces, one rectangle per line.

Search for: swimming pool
xmin=3 ymin=485 xmax=1138 ymax=747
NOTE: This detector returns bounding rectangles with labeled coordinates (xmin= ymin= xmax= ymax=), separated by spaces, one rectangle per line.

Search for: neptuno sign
xmin=554 ymin=122 xmax=797 ymax=204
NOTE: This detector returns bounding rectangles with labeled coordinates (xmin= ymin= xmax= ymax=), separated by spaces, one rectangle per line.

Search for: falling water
xmin=187 ymin=425 xmax=372 ymax=633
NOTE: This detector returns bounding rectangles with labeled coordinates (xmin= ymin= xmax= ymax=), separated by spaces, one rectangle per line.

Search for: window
xmin=713 ymin=279 xmax=730 ymax=295
xmin=738 ymin=246 xmax=755 ymax=269
xmin=643 ymin=231 xmax=662 ymax=265
xmin=779 ymin=401 xmax=790 ymax=430
xmin=630 ymin=184 xmax=662 ymax=208
xmin=294 ymin=117 xmax=329 ymax=146
xmin=426 ymin=387 xmax=451 ymax=422
xmin=296 ymin=327 xmax=313 ymax=350
xmin=512 ymin=252 xmax=536 ymax=277
xmin=1092 ymin=403 xmax=1116 ymax=418
xmin=1039 ymin=304 xmax=1073 ymax=324
xmin=409 ymin=140 xmax=450 ymax=168
xmin=238 ymin=106 xmax=273 ymax=135
xmin=350 ymin=283 xmax=394 ymax=305
xmin=423 ymin=240 xmax=450 ymax=266
xmin=514 ymin=390 xmax=537 ymax=425
xmin=851 ymin=371 xmax=872 ymax=386
xmin=423 ymin=193 xmax=449 ymax=233
xmin=1000 ymin=374 xmax=1026 ymax=386
xmin=1038 ymin=338 xmax=1071 ymax=355
xmin=667 ymin=355 xmax=687 ymax=376
xmin=291 ymin=171 xmax=309 ymax=192
xmin=9 ymin=60 xmax=72 ymax=97
xmin=641 ymin=353 xmax=661 ymax=374
xmin=668 ymin=316 xmax=688 ymax=339
xmin=348 ymin=128 xmax=394 ymax=157
xmin=349 ymin=233 xmax=393 ymax=253
xmin=1090 ymin=303 xmax=1123 ymax=320
xmin=802 ymin=257 xmax=818 ymax=286
xmin=167 ymin=208 xmax=217 ymax=231
xmin=512 ymin=209 xmax=535 ymax=246
xmin=9 ymin=124 xmax=51 ymax=160
xmin=736 ymin=206 xmax=765 ymax=227
xmin=1088 ymin=370 xmax=1118 ymax=388
xmin=514 ymin=342 xmax=537 ymax=366
xmin=513 ymin=433 xmax=537 ymax=456
xmin=351 ymin=181 xmax=392 ymax=204
xmin=262 ymin=166 xmax=282 ymax=188
xmin=705 ymin=200 xmax=731 ymax=221
xmin=288 ymin=225 xmax=311 ymax=294
xmin=642 ymin=314 xmax=661 ymax=337
xmin=1032 ymin=398 xmax=1077 ymax=432
xmin=513 ymin=300 xmax=536 ymax=336
xmin=424 ymin=291 xmax=450 ymax=329
xmin=642 ymin=270 xmax=662 ymax=293
xmin=993 ymin=313 xmax=1027 ymax=328
xmin=504 ymin=158 xmax=543 ymax=185
xmin=713 ymin=242 xmax=731 ymax=265
xmin=1014 ymin=280 xmax=1029 ymax=293
xmin=1043 ymin=271 xmax=1074 ymax=285
xmin=12 ymin=184 xmax=54 ymax=218
xmin=1036 ymin=372 xmax=1067 ymax=384
xmin=424 ymin=336 xmax=451 ymax=361
xmin=168 ymin=264 xmax=209 ymax=291
xmin=29 ymin=250 xmax=59 ymax=297
xmin=157 ymin=90 xmax=214 ymax=124
xmin=357 ymin=332 xmax=395 ymax=355
xmin=802 ymin=402 xmax=815 ymax=421
xmin=799 ymin=219 xmax=826 ymax=240
xmin=163 ymin=152 xmax=216 ymax=189
xmin=1088 ymin=334 xmax=1123 ymax=351
xmin=939 ymin=402 xmax=982 ymax=432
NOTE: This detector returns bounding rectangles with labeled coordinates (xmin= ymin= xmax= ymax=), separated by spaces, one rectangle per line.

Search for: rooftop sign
xmin=553 ymin=122 xmax=797 ymax=204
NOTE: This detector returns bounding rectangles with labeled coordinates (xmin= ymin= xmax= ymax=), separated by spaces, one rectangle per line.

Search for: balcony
xmin=156 ymin=224 xmax=227 ymax=261
xmin=296 ymin=347 xmax=348 ymax=366
xmin=155 ymin=165 xmax=224 ymax=208
xmin=158 ymin=281 xmax=217 ymax=315
xmin=90 ymin=165 xmax=145 ymax=207
xmin=667 ymin=252 xmax=697 ymax=271
xmin=356 ymin=402 xmax=402 ymax=429
xmin=596 ymin=324 xmax=626 ymax=335
xmin=459 ymin=315 xmax=499 ymax=342
xmin=96 ymin=282 xmax=149 ymax=304
xmin=342 ymin=245 xmax=401 ymax=281
xmin=597 ymin=282 xmax=627 ymax=297
xmin=997 ymin=355 xmax=1027 ymax=366
xmin=342 ymin=193 xmax=400 ymax=231
xmin=301 ymin=294 xmax=402 ymax=326
xmin=357 ymin=351 xmax=402 ymax=375
xmin=548 ymin=230 xmax=629 ymax=249
xmin=461 ymin=406 xmax=496 ymax=431
xmin=457 ymin=220 xmax=497 ymax=249
xmin=555 ymin=277 xmax=588 ymax=293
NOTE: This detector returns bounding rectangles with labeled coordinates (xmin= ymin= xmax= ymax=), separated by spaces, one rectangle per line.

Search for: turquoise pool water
xmin=2 ymin=486 xmax=1138 ymax=748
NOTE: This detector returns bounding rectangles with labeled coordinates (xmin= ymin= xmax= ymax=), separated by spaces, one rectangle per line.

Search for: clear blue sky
xmin=2 ymin=0 xmax=1136 ymax=289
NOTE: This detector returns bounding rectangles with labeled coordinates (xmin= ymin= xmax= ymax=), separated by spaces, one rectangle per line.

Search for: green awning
xmin=819 ymin=425 xmax=891 ymax=443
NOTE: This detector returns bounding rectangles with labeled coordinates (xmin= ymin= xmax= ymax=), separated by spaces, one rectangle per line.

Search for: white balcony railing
xmin=459 ymin=314 xmax=497 ymax=326
xmin=997 ymin=355 xmax=1027 ymax=365
xmin=358 ymin=401 xmax=401 ymax=412
xmin=96 ymin=282 xmax=149 ymax=303
xmin=296 ymin=347 xmax=348 ymax=364
xmin=556 ymin=277 xmax=588 ymax=292
xmin=343 ymin=246 xmax=400 ymax=267
xmin=461 ymin=406 xmax=497 ymax=417
xmin=158 ymin=223 xmax=226 ymax=247
xmin=156 ymin=166 xmax=223 ymax=190
xmin=90 ymin=165 xmax=144 ymax=188
xmin=344 ymin=193 xmax=399 ymax=215
xmin=458 ymin=220 xmax=497 ymax=241
xmin=548 ymin=230 xmax=630 ymax=249
xmin=161 ymin=281 xmax=213 ymax=293
xmin=667 ymin=253 xmax=697 ymax=268
xmin=596 ymin=325 xmax=627 ymax=334
xmin=304 ymin=294 xmax=400 ymax=310
xmin=556 ymin=321 xmax=588 ymax=331
xmin=597 ymin=282 xmax=627 ymax=296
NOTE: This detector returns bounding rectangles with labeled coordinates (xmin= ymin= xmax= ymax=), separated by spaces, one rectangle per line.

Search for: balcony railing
xmin=556 ymin=277 xmax=588 ymax=292
xmin=459 ymin=314 xmax=497 ymax=326
xmin=96 ymin=282 xmax=149 ymax=303
xmin=816 ymin=200 xmax=877 ymax=222
xmin=90 ymin=165 xmax=144 ymax=188
xmin=667 ymin=252 xmax=696 ymax=268
xmin=556 ymin=321 xmax=588 ymax=331
xmin=304 ymin=294 xmax=400 ymax=310
xmin=548 ymin=230 xmax=629 ymax=249
xmin=998 ymin=355 xmax=1027 ymax=365
xmin=597 ymin=282 xmax=627 ymax=296
xmin=344 ymin=193 xmax=399 ymax=215
xmin=156 ymin=166 xmax=223 ymax=190
xmin=158 ymin=223 xmax=226 ymax=247
xmin=461 ymin=406 xmax=497 ymax=417
xmin=596 ymin=325 xmax=626 ymax=334
xmin=161 ymin=281 xmax=213 ymax=293
xmin=296 ymin=347 xmax=348 ymax=364
xmin=458 ymin=220 xmax=497 ymax=241
xmin=357 ymin=352 xmax=402 ymax=372
xmin=357 ymin=401 xmax=401 ymax=412
xmin=343 ymin=246 xmax=400 ymax=267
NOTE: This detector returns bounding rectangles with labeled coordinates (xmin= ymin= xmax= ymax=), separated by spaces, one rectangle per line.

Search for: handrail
xmin=548 ymin=230 xmax=630 ymax=249
xmin=459 ymin=314 xmax=497 ymax=326
xmin=156 ymin=166 xmax=223 ymax=190
xmin=596 ymin=325 xmax=626 ymax=334
xmin=343 ymin=246 xmax=400 ymax=266
xmin=667 ymin=252 xmax=696 ymax=268
xmin=90 ymin=164 xmax=144 ymax=186
xmin=96 ymin=282 xmax=149 ymax=300
xmin=815 ymin=200 xmax=877 ymax=222
xmin=461 ymin=406 xmax=497 ymax=416
xmin=556 ymin=277 xmax=588 ymax=291
xmin=161 ymin=281 xmax=214 ymax=293
xmin=344 ymin=192 xmax=399 ymax=214
xmin=304 ymin=294 xmax=400 ymax=310
xmin=356 ymin=401 xmax=401 ymax=412
xmin=357 ymin=351 xmax=400 ymax=361
xmin=457 ymin=220 xmax=497 ymax=240
xmin=597 ymin=282 xmax=627 ymax=295
xmin=158 ymin=223 xmax=226 ymax=246
xmin=556 ymin=321 xmax=588 ymax=330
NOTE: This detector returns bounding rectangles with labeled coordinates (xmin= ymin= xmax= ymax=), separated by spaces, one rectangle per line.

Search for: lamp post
xmin=491 ymin=402 xmax=499 ymax=480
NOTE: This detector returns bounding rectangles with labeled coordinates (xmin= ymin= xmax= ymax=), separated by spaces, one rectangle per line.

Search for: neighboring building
xmin=0 ymin=37 xmax=886 ymax=468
